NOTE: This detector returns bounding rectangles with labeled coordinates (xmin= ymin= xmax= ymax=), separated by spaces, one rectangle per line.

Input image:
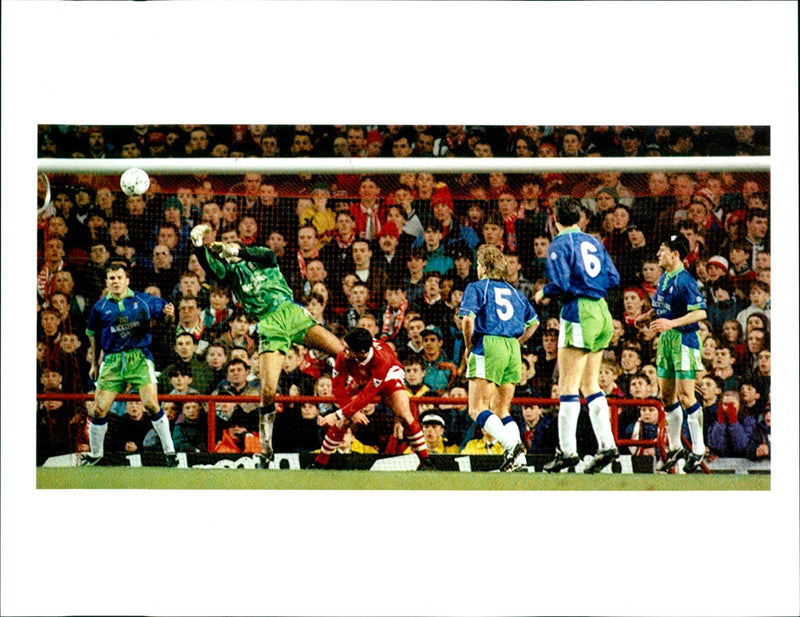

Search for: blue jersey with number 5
xmin=542 ymin=227 xmax=619 ymax=301
xmin=459 ymin=279 xmax=539 ymax=340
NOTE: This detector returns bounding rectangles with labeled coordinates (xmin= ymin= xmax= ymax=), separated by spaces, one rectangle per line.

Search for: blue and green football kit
xmin=542 ymin=226 xmax=619 ymax=352
xmin=459 ymin=278 xmax=539 ymax=385
xmin=86 ymin=289 xmax=167 ymax=392
xmin=652 ymin=264 xmax=706 ymax=379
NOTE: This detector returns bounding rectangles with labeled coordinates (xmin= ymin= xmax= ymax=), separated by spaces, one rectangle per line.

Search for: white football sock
xmin=88 ymin=421 xmax=108 ymax=458
xmin=150 ymin=412 xmax=175 ymax=454
xmin=259 ymin=410 xmax=276 ymax=454
xmin=558 ymin=398 xmax=581 ymax=457
xmin=481 ymin=413 xmax=513 ymax=450
xmin=587 ymin=393 xmax=616 ymax=451
xmin=665 ymin=404 xmax=683 ymax=451
xmin=686 ymin=408 xmax=705 ymax=456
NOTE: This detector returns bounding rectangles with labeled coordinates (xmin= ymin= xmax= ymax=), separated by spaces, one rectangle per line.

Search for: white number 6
xmin=494 ymin=288 xmax=514 ymax=321
xmin=580 ymin=241 xmax=601 ymax=278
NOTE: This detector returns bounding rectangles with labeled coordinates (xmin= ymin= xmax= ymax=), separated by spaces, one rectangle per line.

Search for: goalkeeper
xmin=190 ymin=224 xmax=344 ymax=466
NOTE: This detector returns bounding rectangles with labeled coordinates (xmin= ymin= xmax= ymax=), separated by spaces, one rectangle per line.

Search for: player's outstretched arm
xmin=87 ymin=335 xmax=102 ymax=382
xmin=191 ymin=224 xmax=233 ymax=282
xmin=651 ymin=308 xmax=707 ymax=332
xmin=162 ymin=302 xmax=175 ymax=321
xmin=634 ymin=309 xmax=654 ymax=326
xmin=235 ymin=245 xmax=279 ymax=267
xmin=320 ymin=409 xmax=369 ymax=427
xmin=461 ymin=313 xmax=475 ymax=355
xmin=518 ymin=320 xmax=539 ymax=346
xmin=209 ymin=242 xmax=238 ymax=259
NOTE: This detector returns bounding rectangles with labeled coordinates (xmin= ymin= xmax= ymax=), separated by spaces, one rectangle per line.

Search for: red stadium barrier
xmin=36 ymin=392 xmax=668 ymax=461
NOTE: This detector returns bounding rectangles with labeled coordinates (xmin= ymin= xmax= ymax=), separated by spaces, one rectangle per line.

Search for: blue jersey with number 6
xmin=542 ymin=226 xmax=619 ymax=301
xmin=459 ymin=279 xmax=539 ymax=341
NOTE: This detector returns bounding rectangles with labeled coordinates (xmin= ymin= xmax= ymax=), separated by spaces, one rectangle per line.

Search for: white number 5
xmin=494 ymin=288 xmax=514 ymax=321
xmin=580 ymin=241 xmax=601 ymax=278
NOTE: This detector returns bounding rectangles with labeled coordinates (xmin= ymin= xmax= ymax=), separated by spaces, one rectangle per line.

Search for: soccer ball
xmin=120 ymin=167 xmax=150 ymax=196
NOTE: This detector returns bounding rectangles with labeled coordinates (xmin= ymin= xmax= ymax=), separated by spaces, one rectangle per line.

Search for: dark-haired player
xmin=636 ymin=233 xmax=708 ymax=473
xmin=314 ymin=327 xmax=432 ymax=469
xmin=190 ymin=224 xmax=344 ymax=467
xmin=534 ymin=197 xmax=621 ymax=473
xmin=82 ymin=262 xmax=178 ymax=466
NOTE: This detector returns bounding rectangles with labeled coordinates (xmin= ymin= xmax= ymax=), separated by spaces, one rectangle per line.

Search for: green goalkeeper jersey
xmin=201 ymin=245 xmax=294 ymax=321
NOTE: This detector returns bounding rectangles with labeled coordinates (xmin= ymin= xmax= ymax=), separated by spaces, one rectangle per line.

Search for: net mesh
xmin=36 ymin=126 xmax=772 ymax=465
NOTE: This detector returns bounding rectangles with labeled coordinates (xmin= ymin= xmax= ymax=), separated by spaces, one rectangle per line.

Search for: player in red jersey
xmin=314 ymin=327 xmax=433 ymax=469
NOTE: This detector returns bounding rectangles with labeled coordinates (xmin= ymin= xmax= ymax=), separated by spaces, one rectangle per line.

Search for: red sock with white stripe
xmin=403 ymin=419 xmax=429 ymax=459
xmin=315 ymin=426 xmax=347 ymax=466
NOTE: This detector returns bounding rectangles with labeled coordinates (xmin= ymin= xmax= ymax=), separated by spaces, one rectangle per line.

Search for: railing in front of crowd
xmin=36 ymin=393 xmax=668 ymax=458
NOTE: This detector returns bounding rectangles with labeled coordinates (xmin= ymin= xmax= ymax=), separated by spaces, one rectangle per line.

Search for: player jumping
xmin=534 ymin=197 xmax=621 ymax=474
xmin=459 ymin=244 xmax=539 ymax=472
xmin=190 ymin=224 xmax=344 ymax=467
xmin=82 ymin=261 xmax=178 ymax=466
xmin=635 ymin=233 xmax=708 ymax=473
xmin=315 ymin=327 xmax=433 ymax=469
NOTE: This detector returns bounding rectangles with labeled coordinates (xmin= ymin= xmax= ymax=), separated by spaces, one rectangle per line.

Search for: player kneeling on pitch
xmin=459 ymin=245 xmax=539 ymax=472
xmin=82 ymin=261 xmax=178 ymax=467
xmin=314 ymin=327 xmax=433 ymax=470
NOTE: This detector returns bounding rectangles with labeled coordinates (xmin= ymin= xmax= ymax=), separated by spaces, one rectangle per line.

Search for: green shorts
xmin=467 ymin=335 xmax=521 ymax=386
xmin=257 ymin=302 xmax=317 ymax=354
xmin=656 ymin=329 xmax=703 ymax=380
xmin=559 ymin=298 xmax=613 ymax=353
xmin=96 ymin=348 xmax=157 ymax=393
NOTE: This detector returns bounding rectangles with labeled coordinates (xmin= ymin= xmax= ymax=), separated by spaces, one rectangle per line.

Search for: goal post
xmin=38 ymin=155 xmax=770 ymax=175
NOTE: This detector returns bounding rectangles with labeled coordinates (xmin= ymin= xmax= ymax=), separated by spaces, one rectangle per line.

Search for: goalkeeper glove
xmin=190 ymin=224 xmax=212 ymax=247
xmin=210 ymin=242 xmax=240 ymax=259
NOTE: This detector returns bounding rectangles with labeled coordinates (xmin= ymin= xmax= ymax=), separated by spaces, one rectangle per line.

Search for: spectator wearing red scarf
xmin=349 ymin=176 xmax=383 ymax=241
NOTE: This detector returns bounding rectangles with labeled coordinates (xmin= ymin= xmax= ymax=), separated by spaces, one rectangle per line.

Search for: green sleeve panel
xmin=238 ymin=246 xmax=278 ymax=268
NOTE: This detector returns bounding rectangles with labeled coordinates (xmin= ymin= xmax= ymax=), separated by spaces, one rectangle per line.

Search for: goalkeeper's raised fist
xmin=190 ymin=224 xmax=212 ymax=247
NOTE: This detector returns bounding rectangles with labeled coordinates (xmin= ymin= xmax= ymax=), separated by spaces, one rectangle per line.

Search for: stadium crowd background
xmin=35 ymin=123 xmax=771 ymax=466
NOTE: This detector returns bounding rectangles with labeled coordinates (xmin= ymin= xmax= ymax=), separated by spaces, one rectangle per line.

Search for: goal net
xmin=36 ymin=126 xmax=770 ymax=469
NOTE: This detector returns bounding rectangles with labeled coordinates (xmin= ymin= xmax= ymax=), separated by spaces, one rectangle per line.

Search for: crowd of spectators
xmin=38 ymin=124 xmax=770 ymax=161
xmin=36 ymin=124 xmax=771 ymax=466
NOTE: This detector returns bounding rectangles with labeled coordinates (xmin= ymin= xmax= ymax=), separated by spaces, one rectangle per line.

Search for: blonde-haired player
xmin=459 ymin=245 xmax=539 ymax=471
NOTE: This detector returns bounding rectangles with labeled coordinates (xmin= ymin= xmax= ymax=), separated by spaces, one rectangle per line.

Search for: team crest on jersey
xmin=696 ymin=296 xmax=702 ymax=303
xmin=550 ymin=253 xmax=557 ymax=260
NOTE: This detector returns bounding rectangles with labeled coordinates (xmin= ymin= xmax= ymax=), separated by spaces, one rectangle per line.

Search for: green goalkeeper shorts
xmin=656 ymin=329 xmax=703 ymax=380
xmin=466 ymin=335 xmax=522 ymax=386
xmin=257 ymin=302 xmax=318 ymax=354
xmin=96 ymin=348 xmax=157 ymax=393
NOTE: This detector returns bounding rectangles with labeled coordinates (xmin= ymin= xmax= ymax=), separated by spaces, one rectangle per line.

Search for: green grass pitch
xmin=37 ymin=468 xmax=769 ymax=491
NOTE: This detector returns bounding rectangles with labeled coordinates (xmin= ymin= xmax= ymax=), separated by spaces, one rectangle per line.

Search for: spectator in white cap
xmin=419 ymin=411 xmax=460 ymax=454
xmin=704 ymin=254 xmax=730 ymax=306
xmin=706 ymin=255 xmax=729 ymax=278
